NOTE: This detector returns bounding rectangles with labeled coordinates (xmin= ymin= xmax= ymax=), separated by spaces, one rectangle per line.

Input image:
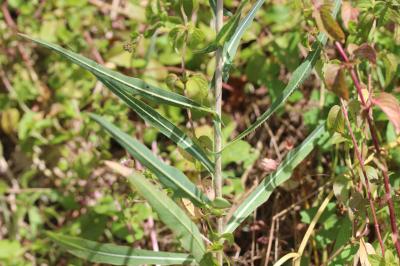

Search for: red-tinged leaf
xmin=333 ymin=69 xmax=349 ymax=100
xmin=319 ymin=4 xmax=345 ymax=42
xmin=341 ymin=2 xmax=359 ymax=29
xmin=327 ymin=105 xmax=345 ymax=134
xmin=324 ymin=63 xmax=341 ymax=89
xmin=372 ymin=92 xmax=400 ymax=134
xmin=324 ymin=63 xmax=349 ymax=100
xmin=354 ymin=43 xmax=376 ymax=64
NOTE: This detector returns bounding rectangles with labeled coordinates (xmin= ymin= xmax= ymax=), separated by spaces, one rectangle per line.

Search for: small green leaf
xmin=1 ymin=108 xmax=20 ymax=135
xmin=47 ymin=232 xmax=195 ymax=265
xmin=186 ymin=74 xmax=209 ymax=103
xmin=212 ymin=197 xmax=231 ymax=209
xmin=199 ymin=252 xmax=219 ymax=266
xmin=319 ymin=4 xmax=345 ymax=42
xmin=218 ymin=232 xmax=234 ymax=245
xmin=166 ymin=73 xmax=185 ymax=93
xmin=327 ymin=105 xmax=345 ymax=134
xmin=332 ymin=69 xmax=349 ymax=100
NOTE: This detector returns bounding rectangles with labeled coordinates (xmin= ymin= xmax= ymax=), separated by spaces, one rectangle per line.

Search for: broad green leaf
xmin=327 ymin=105 xmax=345 ymax=134
xmin=224 ymin=124 xmax=328 ymax=233
xmin=47 ymin=232 xmax=195 ymax=265
xmin=20 ymin=34 xmax=214 ymax=114
xmin=97 ymin=76 xmax=214 ymax=173
xmin=222 ymin=0 xmax=265 ymax=80
xmin=186 ymin=74 xmax=209 ymax=103
xmin=225 ymin=0 xmax=341 ymax=147
xmin=90 ymin=114 xmax=211 ymax=206
xmin=118 ymin=166 xmax=206 ymax=262
xmin=212 ymin=197 xmax=231 ymax=209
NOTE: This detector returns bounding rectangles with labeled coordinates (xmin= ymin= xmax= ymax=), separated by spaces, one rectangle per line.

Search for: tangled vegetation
xmin=1 ymin=0 xmax=400 ymax=265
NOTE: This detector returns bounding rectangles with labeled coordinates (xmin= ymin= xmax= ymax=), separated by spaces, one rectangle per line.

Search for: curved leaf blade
xmin=224 ymin=124 xmax=328 ymax=233
xmin=47 ymin=232 xmax=195 ymax=265
xmin=97 ymin=76 xmax=214 ymax=173
xmin=108 ymin=163 xmax=206 ymax=262
xmin=226 ymin=0 xmax=340 ymax=147
xmin=222 ymin=0 xmax=265 ymax=79
xmin=90 ymin=114 xmax=211 ymax=206
xmin=19 ymin=34 xmax=214 ymax=114
xmin=209 ymin=0 xmax=232 ymax=16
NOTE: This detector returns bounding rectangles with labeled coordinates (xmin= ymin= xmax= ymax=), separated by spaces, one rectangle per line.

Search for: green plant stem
xmin=214 ymin=0 xmax=224 ymax=264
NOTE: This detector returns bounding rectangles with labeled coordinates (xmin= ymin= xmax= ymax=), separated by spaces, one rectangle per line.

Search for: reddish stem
xmin=335 ymin=41 xmax=400 ymax=258
xmin=340 ymin=99 xmax=385 ymax=256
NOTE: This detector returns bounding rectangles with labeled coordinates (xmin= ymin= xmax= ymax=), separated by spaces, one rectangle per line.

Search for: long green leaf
xmin=222 ymin=0 xmax=265 ymax=80
xmin=208 ymin=0 xmax=232 ymax=16
xmin=47 ymin=232 xmax=195 ymax=265
xmin=224 ymin=124 xmax=328 ymax=234
xmin=90 ymin=114 xmax=211 ymax=206
xmin=114 ymin=166 xmax=206 ymax=262
xmin=20 ymin=34 xmax=214 ymax=114
xmin=198 ymin=1 xmax=248 ymax=54
xmin=97 ymin=76 xmax=214 ymax=173
xmin=225 ymin=0 xmax=341 ymax=147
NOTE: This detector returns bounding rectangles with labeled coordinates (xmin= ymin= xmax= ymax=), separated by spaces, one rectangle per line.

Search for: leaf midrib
xmin=23 ymin=35 xmax=211 ymax=113
xmin=113 ymin=126 xmax=206 ymax=206
xmin=118 ymin=90 xmax=214 ymax=173
xmin=225 ymin=0 xmax=265 ymax=61
xmin=56 ymin=238 xmax=193 ymax=262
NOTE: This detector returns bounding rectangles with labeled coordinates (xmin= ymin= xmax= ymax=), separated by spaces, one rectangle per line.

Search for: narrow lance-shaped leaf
xmin=197 ymin=1 xmax=249 ymax=54
xmin=108 ymin=162 xmax=206 ymax=262
xmin=19 ymin=34 xmax=214 ymax=114
xmin=97 ymin=76 xmax=214 ymax=173
xmin=208 ymin=0 xmax=232 ymax=16
xmin=225 ymin=0 xmax=341 ymax=148
xmin=47 ymin=232 xmax=195 ymax=266
xmin=222 ymin=0 xmax=265 ymax=80
xmin=90 ymin=114 xmax=211 ymax=206
xmin=224 ymin=124 xmax=328 ymax=234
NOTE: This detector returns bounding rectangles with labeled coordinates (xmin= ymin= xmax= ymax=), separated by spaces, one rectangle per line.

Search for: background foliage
xmin=0 ymin=0 xmax=400 ymax=265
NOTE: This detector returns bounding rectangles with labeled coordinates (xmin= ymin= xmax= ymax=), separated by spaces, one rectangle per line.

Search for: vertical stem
xmin=214 ymin=0 xmax=224 ymax=264
xmin=335 ymin=41 xmax=400 ymax=258
xmin=340 ymin=99 xmax=385 ymax=256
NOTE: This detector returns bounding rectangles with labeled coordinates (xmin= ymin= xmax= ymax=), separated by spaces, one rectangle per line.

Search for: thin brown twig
xmin=335 ymin=41 xmax=400 ymax=258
